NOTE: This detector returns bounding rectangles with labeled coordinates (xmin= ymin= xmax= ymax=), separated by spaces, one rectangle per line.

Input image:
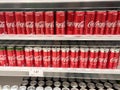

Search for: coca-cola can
xmin=38 ymin=81 xmax=45 ymax=86
xmin=79 ymin=82 xmax=86 ymax=88
xmin=54 ymin=81 xmax=61 ymax=87
xmin=11 ymin=85 xmax=18 ymax=90
xmin=62 ymin=87 xmax=69 ymax=90
xmin=35 ymin=12 xmax=45 ymax=34
xmin=25 ymin=47 xmax=33 ymax=66
xmin=33 ymin=47 xmax=43 ymax=67
xmin=0 ymin=12 xmax=6 ymax=34
xmin=44 ymin=86 xmax=52 ymax=90
xmin=0 ymin=46 xmax=7 ymax=66
xmin=71 ymin=88 xmax=78 ymax=90
xmin=105 ymin=11 xmax=118 ymax=34
xmin=56 ymin=11 xmax=65 ymax=35
xmin=116 ymin=11 xmax=120 ymax=34
xmin=67 ymin=11 xmax=74 ymax=34
xmin=30 ymin=80 xmax=37 ymax=86
xmin=7 ymin=46 xmax=16 ymax=66
xmin=71 ymin=82 xmax=78 ymax=88
xmin=45 ymin=11 xmax=54 ymax=34
xmin=94 ymin=11 xmax=106 ymax=34
xmin=43 ymin=48 xmax=51 ymax=67
xmin=16 ymin=46 xmax=25 ymax=66
xmin=87 ymin=83 xmax=95 ymax=89
xmin=25 ymin=12 xmax=35 ymax=34
xmin=84 ymin=11 xmax=95 ymax=35
xmin=96 ymin=83 xmax=104 ymax=89
xmin=36 ymin=86 xmax=43 ymax=90
xmin=93 ymin=48 xmax=99 ymax=68
xmin=27 ymin=86 xmax=35 ymax=90
xmin=21 ymin=80 xmax=29 ymax=86
xmin=19 ymin=86 xmax=27 ymax=90
xmin=74 ymin=11 xmax=85 ymax=35
xmin=5 ymin=12 xmax=16 ymax=34
xmin=104 ymin=82 xmax=113 ymax=88
xmin=46 ymin=80 xmax=53 ymax=86
xmin=53 ymin=87 xmax=61 ymax=90
xmin=62 ymin=81 xmax=70 ymax=88
xmin=52 ymin=47 xmax=60 ymax=67
xmin=15 ymin=12 xmax=25 ymax=34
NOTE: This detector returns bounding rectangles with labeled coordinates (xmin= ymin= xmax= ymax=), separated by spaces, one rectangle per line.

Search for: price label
xmin=29 ymin=69 xmax=43 ymax=77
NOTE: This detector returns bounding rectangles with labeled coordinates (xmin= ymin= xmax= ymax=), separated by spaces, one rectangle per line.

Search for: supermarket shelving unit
xmin=0 ymin=0 xmax=120 ymax=81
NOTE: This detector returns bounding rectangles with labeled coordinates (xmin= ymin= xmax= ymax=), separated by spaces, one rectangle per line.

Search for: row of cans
xmin=0 ymin=46 xmax=120 ymax=69
xmin=0 ymin=10 xmax=120 ymax=35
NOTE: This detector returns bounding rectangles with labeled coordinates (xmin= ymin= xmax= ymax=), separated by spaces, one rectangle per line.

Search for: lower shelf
xmin=0 ymin=67 xmax=120 ymax=80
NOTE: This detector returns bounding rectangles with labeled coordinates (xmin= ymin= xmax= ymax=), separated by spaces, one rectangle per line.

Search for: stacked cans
xmin=0 ymin=45 xmax=120 ymax=69
xmin=0 ymin=10 xmax=120 ymax=35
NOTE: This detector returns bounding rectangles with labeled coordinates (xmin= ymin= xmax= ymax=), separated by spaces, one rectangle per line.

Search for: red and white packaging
xmin=84 ymin=11 xmax=95 ymax=35
xmin=52 ymin=48 xmax=61 ymax=67
xmin=105 ymin=11 xmax=118 ymax=34
xmin=67 ymin=11 xmax=74 ymax=34
xmin=74 ymin=11 xmax=85 ymax=35
xmin=45 ymin=11 xmax=54 ymax=34
xmin=94 ymin=11 xmax=107 ymax=35
xmin=7 ymin=46 xmax=16 ymax=66
xmin=0 ymin=47 xmax=7 ymax=66
xmin=56 ymin=11 xmax=65 ymax=34
xmin=15 ymin=12 xmax=25 ymax=34
xmin=25 ymin=12 xmax=35 ymax=34
xmin=116 ymin=11 xmax=120 ymax=34
xmin=25 ymin=47 xmax=33 ymax=67
xmin=93 ymin=48 xmax=99 ymax=68
xmin=16 ymin=47 xmax=25 ymax=66
xmin=43 ymin=48 xmax=51 ymax=67
xmin=0 ymin=12 xmax=6 ymax=34
xmin=5 ymin=12 xmax=16 ymax=34
xmin=35 ymin=12 xmax=45 ymax=34
xmin=61 ymin=48 xmax=70 ymax=68
xmin=34 ymin=47 xmax=43 ymax=67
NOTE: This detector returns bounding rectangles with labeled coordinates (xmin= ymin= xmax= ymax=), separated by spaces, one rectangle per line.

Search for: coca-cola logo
xmin=74 ymin=21 xmax=84 ymax=28
xmin=89 ymin=58 xmax=94 ymax=62
xmin=117 ymin=20 xmax=120 ymax=27
xmin=35 ymin=21 xmax=44 ymax=28
xmin=103 ymin=58 xmax=107 ymax=63
xmin=34 ymin=56 xmax=42 ymax=61
xmin=71 ymin=56 xmax=79 ymax=62
xmin=0 ymin=55 xmax=6 ymax=60
xmin=56 ymin=21 xmax=65 ymax=28
xmin=25 ymin=22 xmax=34 ymax=28
xmin=8 ymin=55 xmax=16 ymax=60
xmin=16 ymin=22 xmax=24 ymax=28
xmin=79 ymin=56 xmax=88 ymax=62
xmin=110 ymin=58 xmax=115 ymax=62
xmin=67 ymin=22 xmax=74 ymax=27
xmin=61 ymin=56 xmax=69 ymax=62
xmin=43 ymin=56 xmax=51 ymax=61
xmin=25 ymin=55 xmax=33 ymax=60
xmin=0 ymin=21 xmax=5 ymax=28
xmin=17 ymin=55 xmax=24 ymax=60
xmin=6 ymin=22 xmax=15 ymax=28
xmin=99 ymin=58 xmax=104 ymax=62
xmin=94 ymin=57 xmax=98 ymax=62
xmin=95 ymin=21 xmax=105 ymax=28
xmin=45 ymin=22 xmax=54 ymax=28
xmin=106 ymin=21 xmax=117 ymax=28
xmin=52 ymin=56 xmax=60 ymax=61
xmin=87 ymin=21 xmax=94 ymax=28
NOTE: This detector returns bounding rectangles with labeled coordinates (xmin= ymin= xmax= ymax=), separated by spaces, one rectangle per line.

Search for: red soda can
xmin=116 ymin=11 xmax=120 ymax=34
xmin=66 ymin=11 xmax=74 ymax=34
xmin=35 ymin=12 xmax=45 ymax=34
xmin=61 ymin=48 xmax=70 ymax=68
xmin=84 ymin=11 xmax=95 ymax=35
xmin=107 ymin=48 xmax=115 ymax=69
xmin=56 ymin=11 xmax=65 ymax=34
xmin=93 ymin=48 xmax=99 ymax=68
xmin=0 ymin=46 xmax=7 ymax=66
xmin=16 ymin=47 xmax=25 ymax=66
xmin=94 ymin=11 xmax=106 ymax=35
xmin=43 ymin=48 xmax=51 ymax=67
xmin=7 ymin=46 xmax=16 ymax=66
xmin=15 ymin=12 xmax=25 ymax=34
xmin=5 ymin=12 xmax=16 ymax=34
xmin=33 ymin=47 xmax=43 ymax=67
xmin=88 ymin=48 xmax=95 ymax=68
xmin=25 ymin=12 xmax=35 ymax=34
xmin=112 ymin=48 xmax=120 ymax=69
xmin=25 ymin=47 xmax=33 ymax=67
xmin=102 ymin=48 xmax=109 ymax=68
xmin=0 ymin=12 xmax=6 ymax=34
xmin=52 ymin=47 xmax=61 ymax=67
xmin=45 ymin=11 xmax=54 ymax=34
xmin=105 ymin=11 xmax=118 ymax=35
xmin=74 ymin=11 xmax=85 ymax=35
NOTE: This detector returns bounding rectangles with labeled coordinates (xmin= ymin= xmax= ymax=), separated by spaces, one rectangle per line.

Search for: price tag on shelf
xmin=29 ymin=69 xmax=43 ymax=77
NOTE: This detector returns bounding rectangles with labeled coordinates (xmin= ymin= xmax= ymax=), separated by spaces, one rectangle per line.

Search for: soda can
xmin=62 ymin=81 xmax=70 ymax=88
xmin=0 ymin=46 xmax=7 ymax=66
xmin=46 ymin=80 xmax=53 ymax=86
xmin=74 ymin=11 xmax=85 ymax=35
xmin=84 ymin=79 xmax=91 ymax=83
xmin=30 ymin=80 xmax=37 ymax=86
xmin=30 ymin=77 xmax=37 ymax=81
xmin=38 ymin=81 xmax=45 ymax=86
xmin=94 ymin=11 xmax=106 ymax=34
xmin=93 ymin=48 xmax=99 ymax=68
xmin=5 ymin=12 xmax=16 ymax=34
xmin=25 ymin=12 xmax=34 ymax=34
xmin=7 ymin=46 xmax=16 ymax=66
xmin=96 ymin=83 xmax=104 ymax=89
xmin=87 ymin=83 xmax=95 ymax=89
xmin=116 ymin=11 xmax=120 ymax=34
xmin=2 ymin=85 xmax=10 ymax=90
xmin=16 ymin=46 xmax=25 ymax=66
xmin=84 ymin=11 xmax=95 ymax=34
xmin=61 ymin=48 xmax=70 ymax=68
xmin=71 ymin=88 xmax=78 ymax=90
xmin=66 ymin=11 xmax=74 ymax=34
xmin=54 ymin=81 xmax=61 ymax=87
xmin=21 ymin=80 xmax=29 ymax=86
xmin=38 ymin=77 xmax=44 ymax=81
xmin=45 ymin=11 xmax=54 ymax=34
xmin=56 ymin=11 xmax=65 ymax=34
xmin=36 ymin=86 xmax=43 ymax=90
xmin=71 ymin=82 xmax=78 ymax=88
xmin=27 ymin=86 xmax=35 ymax=90
xmin=44 ymin=86 xmax=52 ymax=90
xmin=25 ymin=47 xmax=33 ymax=67
xmin=113 ymin=84 xmax=120 ymax=90
xmin=43 ymin=48 xmax=51 ymax=67
xmin=0 ymin=12 xmax=6 ymax=34
xmin=15 ymin=12 xmax=25 ymax=34
xmin=62 ymin=87 xmax=69 ymax=90
xmin=79 ymin=82 xmax=86 ymax=88
xmin=104 ymin=82 xmax=112 ymax=88
xmin=33 ymin=47 xmax=43 ymax=67
xmin=53 ymin=87 xmax=61 ymax=90
xmin=105 ymin=11 xmax=118 ymax=34
xmin=11 ymin=85 xmax=18 ymax=90
xmin=19 ymin=86 xmax=27 ymax=90
xmin=52 ymin=47 xmax=60 ymax=67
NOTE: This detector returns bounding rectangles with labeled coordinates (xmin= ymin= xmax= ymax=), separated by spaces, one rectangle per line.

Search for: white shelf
xmin=0 ymin=35 xmax=119 ymax=41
